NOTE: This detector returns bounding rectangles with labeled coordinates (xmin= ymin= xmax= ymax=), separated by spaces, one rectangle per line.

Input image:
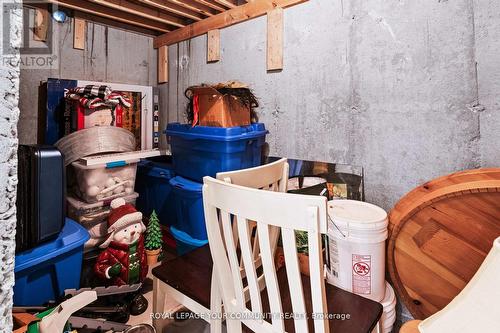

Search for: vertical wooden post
xmin=207 ymin=29 xmax=220 ymax=63
xmin=33 ymin=8 xmax=49 ymax=41
xmin=73 ymin=18 xmax=86 ymax=50
xmin=267 ymin=7 xmax=284 ymax=71
xmin=158 ymin=45 xmax=168 ymax=83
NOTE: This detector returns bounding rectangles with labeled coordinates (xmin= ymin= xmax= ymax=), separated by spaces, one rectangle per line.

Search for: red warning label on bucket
xmin=352 ymin=254 xmax=371 ymax=295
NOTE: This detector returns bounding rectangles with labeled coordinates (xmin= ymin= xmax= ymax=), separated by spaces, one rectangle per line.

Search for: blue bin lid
xmin=15 ymin=219 xmax=90 ymax=273
xmin=170 ymin=226 xmax=208 ymax=246
xmin=165 ymin=123 xmax=267 ymax=142
xmin=169 ymin=176 xmax=203 ymax=192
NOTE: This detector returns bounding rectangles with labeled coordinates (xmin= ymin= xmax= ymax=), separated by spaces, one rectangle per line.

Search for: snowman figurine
xmin=94 ymin=197 xmax=149 ymax=315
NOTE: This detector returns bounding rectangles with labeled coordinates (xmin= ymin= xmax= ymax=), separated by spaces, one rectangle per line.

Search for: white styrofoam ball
xmin=106 ymin=178 xmax=116 ymax=187
xmin=86 ymin=186 xmax=100 ymax=198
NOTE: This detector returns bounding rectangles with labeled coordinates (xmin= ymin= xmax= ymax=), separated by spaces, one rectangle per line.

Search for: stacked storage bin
xmin=67 ymin=156 xmax=141 ymax=251
xmin=14 ymin=219 xmax=89 ymax=305
xmin=165 ymin=123 xmax=268 ymax=255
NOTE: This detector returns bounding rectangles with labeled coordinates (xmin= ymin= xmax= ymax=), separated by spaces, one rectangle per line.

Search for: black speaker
xmin=16 ymin=145 xmax=65 ymax=253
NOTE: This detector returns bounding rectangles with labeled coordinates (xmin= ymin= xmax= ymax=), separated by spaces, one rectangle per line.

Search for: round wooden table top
xmin=387 ymin=168 xmax=500 ymax=319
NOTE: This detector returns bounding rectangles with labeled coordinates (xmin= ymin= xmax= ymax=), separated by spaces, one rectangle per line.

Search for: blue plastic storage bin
xmin=169 ymin=176 xmax=207 ymax=240
xmin=170 ymin=226 xmax=208 ymax=256
xmin=165 ymin=123 xmax=268 ymax=182
xmin=14 ymin=219 xmax=89 ymax=306
xmin=135 ymin=159 xmax=177 ymax=227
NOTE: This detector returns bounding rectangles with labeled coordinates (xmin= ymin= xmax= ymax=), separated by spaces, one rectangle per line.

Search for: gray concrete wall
xmin=18 ymin=10 xmax=158 ymax=144
xmin=165 ymin=0 xmax=499 ymax=213
xmin=475 ymin=0 xmax=500 ymax=166
xmin=0 ymin=0 xmax=22 ymax=331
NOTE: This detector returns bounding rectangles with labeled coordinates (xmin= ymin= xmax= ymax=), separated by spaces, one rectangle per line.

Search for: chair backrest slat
xmin=203 ymin=176 xmax=329 ymax=333
xmin=257 ymin=222 xmax=285 ymax=331
xmin=237 ymin=217 xmax=263 ymax=314
xmin=282 ymin=227 xmax=309 ymax=333
xmin=307 ymin=206 xmax=329 ymax=333
xmin=220 ymin=211 xmax=245 ymax=306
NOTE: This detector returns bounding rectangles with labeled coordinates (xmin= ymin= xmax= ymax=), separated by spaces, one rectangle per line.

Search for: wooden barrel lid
xmin=388 ymin=168 xmax=500 ymax=319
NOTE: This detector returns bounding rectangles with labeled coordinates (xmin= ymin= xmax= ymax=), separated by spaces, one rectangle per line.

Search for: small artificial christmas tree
xmin=145 ymin=210 xmax=163 ymax=251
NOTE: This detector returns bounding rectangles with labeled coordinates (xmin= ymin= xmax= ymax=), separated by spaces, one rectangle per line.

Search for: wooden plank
xmin=207 ymin=29 xmax=220 ymax=62
xmin=158 ymin=45 xmax=168 ymax=83
xmin=192 ymin=0 xmax=227 ymax=12
xmin=73 ymin=18 xmax=86 ymax=50
xmin=154 ymin=0 xmax=307 ymax=47
xmin=75 ymin=11 xmax=160 ymax=36
xmin=48 ymin=0 xmax=173 ymax=33
xmin=33 ymin=7 xmax=49 ymax=41
xmin=89 ymin=0 xmax=187 ymax=28
xmin=164 ymin=0 xmax=216 ymax=16
xmin=267 ymin=7 xmax=283 ymax=71
xmin=212 ymin=0 xmax=237 ymax=8
xmin=136 ymin=0 xmax=206 ymax=21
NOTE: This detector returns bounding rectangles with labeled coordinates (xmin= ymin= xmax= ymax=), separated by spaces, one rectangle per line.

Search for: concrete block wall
xmin=0 ymin=0 xmax=22 ymax=331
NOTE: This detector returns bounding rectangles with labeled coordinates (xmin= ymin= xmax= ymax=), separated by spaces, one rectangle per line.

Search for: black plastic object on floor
xmin=16 ymin=144 xmax=66 ymax=253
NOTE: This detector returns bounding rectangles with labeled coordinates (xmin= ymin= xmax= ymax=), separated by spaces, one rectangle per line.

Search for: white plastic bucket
xmin=325 ymin=199 xmax=388 ymax=301
xmin=371 ymin=282 xmax=397 ymax=333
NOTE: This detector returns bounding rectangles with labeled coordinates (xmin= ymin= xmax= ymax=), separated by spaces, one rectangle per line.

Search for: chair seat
xmin=251 ymin=265 xmax=383 ymax=333
xmin=153 ymin=245 xmax=382 ymax=333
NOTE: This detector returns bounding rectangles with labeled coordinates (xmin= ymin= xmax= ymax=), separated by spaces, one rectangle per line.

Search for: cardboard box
xmin=192 ymin=86 xmax=251 ymax=127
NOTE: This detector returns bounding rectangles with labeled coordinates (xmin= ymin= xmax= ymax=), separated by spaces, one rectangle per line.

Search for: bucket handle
xmin=328 ymin=213 xmax=347 ymax=238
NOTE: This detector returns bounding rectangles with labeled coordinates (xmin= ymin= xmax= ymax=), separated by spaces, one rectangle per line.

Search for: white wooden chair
xmin=400 ymin=236 xmax=500 ymax=333
xmin=152 ymin=158 xmax=289 ymax=333
xmin=202 ymin=176 xmax=382 ymax=333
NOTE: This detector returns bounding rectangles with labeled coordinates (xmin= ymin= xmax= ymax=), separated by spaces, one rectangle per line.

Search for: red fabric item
xmin=94 ymin=236 xmax=148 ymax=286
xmin=115 ymin=104 xmax=123 ymax=127
xmin=76 ymin=103 xmax=85 ymax=130
xmin=108 ymin=203 xmax=139 ymax=231
xmin=192 ymin=94 xmax=199 ymax=127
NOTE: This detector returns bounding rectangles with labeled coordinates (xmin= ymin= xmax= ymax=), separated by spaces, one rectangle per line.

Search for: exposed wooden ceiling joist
xmin=48 ymin=0 xmax=173 ymax=32
xmin=88 ymin=0 xmax=188 ymax=28
xmin=163 ymin=0 xmax=217 ymax=17
xmin=137 ymin=0 xmax=206 ymax=21
xmin=211 ymin=0 xmax=237 ymax=9
xmin=76 ymin=11 xmax=161 ymax=36
xmin=154 ymin=0 xmax=308 ymax=48
xmin=191 ymin=0 xmax=227 ymax=12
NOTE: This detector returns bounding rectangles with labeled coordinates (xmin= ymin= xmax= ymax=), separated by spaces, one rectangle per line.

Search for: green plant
xmin=279 ymin=231 xmax=326 ymax=256
xmin=295 ymin=230 xmax=309 ymax=255
xmin=145 ymin=210 xmax=163 ymax=251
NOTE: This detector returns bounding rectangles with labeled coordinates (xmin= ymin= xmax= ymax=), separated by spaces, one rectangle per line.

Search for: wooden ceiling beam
xmin=48 ymin=0 xmax=173 ymax=32
xmin=136 ymin=0 xmax=206 ymax=21
xmin=154 ymin=0 xmax=308 ymax=48
xmin=211 ymin=0 xmax=237 ymax=9
xmin=76 ymin=11 xmax=161 ymax=36
xmin=164 ymin=0 xmax=217 ymax=17
xmin=191 ymin=0 xmax=227 ymax=12
xmin=88 ymin=0 xmax=187 ymax=28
